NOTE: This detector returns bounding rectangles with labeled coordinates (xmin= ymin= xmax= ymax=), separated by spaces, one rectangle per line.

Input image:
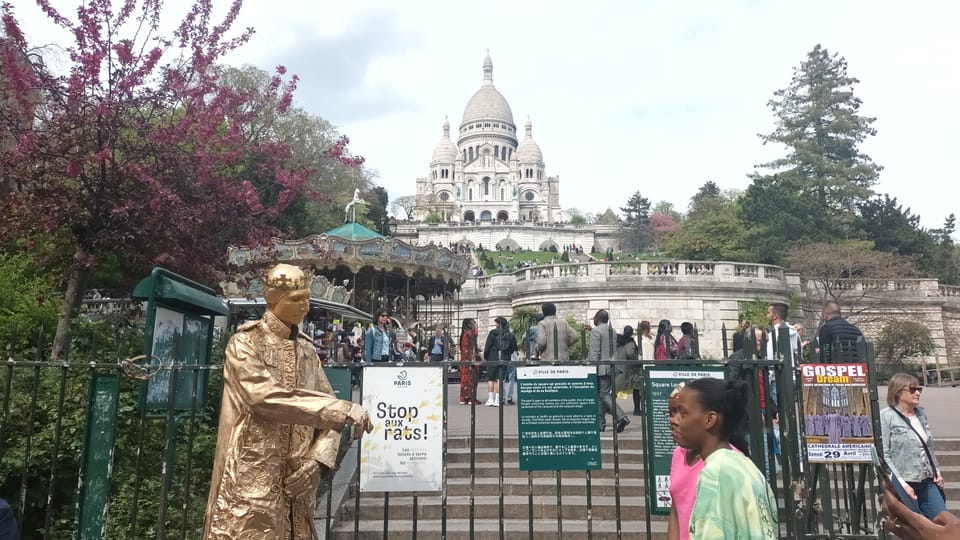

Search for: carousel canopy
xmin=324 ymin=222 xmax=384 ymax=242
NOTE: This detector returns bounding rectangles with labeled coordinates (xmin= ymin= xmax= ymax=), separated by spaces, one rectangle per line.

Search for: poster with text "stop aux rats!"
xmin=359 ymin=366 xmax=444 ymax=492
xmin=800 ymin=363 xmax=874 ymax=463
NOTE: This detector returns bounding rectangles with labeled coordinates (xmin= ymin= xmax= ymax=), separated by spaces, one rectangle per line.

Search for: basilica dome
xmin=460 ymin=53 xmax=514 ymax=126
xmin=515 ymin=119 xmax=542 ymax=163
xmin=431 ymin=118 xmax=458 ymax=163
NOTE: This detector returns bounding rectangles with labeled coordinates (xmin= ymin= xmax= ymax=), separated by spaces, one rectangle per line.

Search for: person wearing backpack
xmin=483 ymin=317 xmax=518 ymax=407
xmin=588 ymin=310 xmax=629 ymax=433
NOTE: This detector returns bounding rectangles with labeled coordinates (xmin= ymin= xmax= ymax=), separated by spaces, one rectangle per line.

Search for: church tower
xmin=415 ymin=53 xmax=561 ymax=223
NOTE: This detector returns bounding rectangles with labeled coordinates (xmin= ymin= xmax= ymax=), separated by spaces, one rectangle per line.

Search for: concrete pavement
xmin=443 ymin=383 xmax=960 ymax=438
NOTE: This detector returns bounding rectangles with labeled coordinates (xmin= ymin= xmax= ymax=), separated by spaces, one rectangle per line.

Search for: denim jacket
xmin=880 ymin=405 xmax=940 ymax=483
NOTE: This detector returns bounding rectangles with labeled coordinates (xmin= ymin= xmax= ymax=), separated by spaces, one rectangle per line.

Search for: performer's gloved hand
xmin=282 ymin=459 xmax=322 ymax=499
xmin=347 ymin=403 xmax=374 ymax=439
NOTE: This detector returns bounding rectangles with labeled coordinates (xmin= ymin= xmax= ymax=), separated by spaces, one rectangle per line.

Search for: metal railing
xmin=0 ymin=327 xmax=888 ymax=539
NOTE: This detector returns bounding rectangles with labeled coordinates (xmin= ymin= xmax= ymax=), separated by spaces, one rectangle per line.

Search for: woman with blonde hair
xmin=880 ymin=372 xmax=946 ymax=520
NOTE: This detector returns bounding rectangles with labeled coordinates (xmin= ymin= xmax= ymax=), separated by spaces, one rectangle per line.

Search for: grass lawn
xmin=480 ymin=250 xmax=562 ymax=269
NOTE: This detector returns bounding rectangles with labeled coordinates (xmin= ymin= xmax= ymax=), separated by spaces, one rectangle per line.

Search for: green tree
xmin=619 ymin=191 xmax=651 ymax=252
xmin=757 ymin=44 xmax=881 ymax=211
xmin=743 ymin=45 xmax=881 ymax=261
xmin=738 ymin=175 xmax=836 ymax=263
xmin=566 ymin=208 xmax=595 ymax=226
xmin=363 ymin=186 xmax=390 ymax=233
xmin=688 ymin=181 xmax=722 ymax=212
xmin=859 ymin=195 xmax=935 ymax=259
xmin=0 ymin=253 xmax=60 ymax=347
xmin=667 ymin=194 xmax=747 ymax=261
xmin=219 ymin=65 xmax=373 ymax=236
xmin=653 ymin=200 xmax=682 ymax=222
xmin=930 ymin=214 xmax=958 ymax=285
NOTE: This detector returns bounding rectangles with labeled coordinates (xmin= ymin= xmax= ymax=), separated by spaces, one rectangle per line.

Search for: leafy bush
xmin=0 ymin=254 xmax=60 ymax=349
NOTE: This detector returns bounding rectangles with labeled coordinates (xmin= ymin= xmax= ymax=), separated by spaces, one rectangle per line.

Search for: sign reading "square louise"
xmin=360 ymin=366 xmax=444 ymax=492
xmin=517 ymin=365 xmax=602 ymax=471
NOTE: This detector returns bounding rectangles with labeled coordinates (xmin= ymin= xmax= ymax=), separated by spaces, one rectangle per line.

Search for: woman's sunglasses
xmin=907 ymin=386 xmax=923 ymax=394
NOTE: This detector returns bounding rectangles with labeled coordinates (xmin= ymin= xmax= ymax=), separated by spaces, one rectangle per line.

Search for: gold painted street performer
xmin=203 ymin=264 xmax=373 ymax=539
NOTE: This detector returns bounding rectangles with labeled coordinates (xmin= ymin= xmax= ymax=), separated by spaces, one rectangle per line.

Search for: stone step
xmin=331 ymin=518 xmax=671 ymax=540
xmin=340 ymin=495 xmax=655 ymax=521
xmin=445 ymin=446 xmax=643 ymax=463
xmin=444 ymin=460 xmax=645 ymax=479
xmin=446 ymin=434 xmax=645 ymax=450
xmin=444 ymin=441 xmax=960 ymax=465
xmin=444 ymin=476 xmax=647 ymax=497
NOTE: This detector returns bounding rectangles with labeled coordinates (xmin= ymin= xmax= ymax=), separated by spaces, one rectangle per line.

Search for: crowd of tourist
xmin=311 ymin=297 xmax=952 ymax=539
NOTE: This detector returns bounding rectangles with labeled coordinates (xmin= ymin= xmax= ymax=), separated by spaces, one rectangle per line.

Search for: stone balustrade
xmin=940 ymin=285 xmax=960 ymax=297
xmin=464 ymin=260 xmax=788 ymax=292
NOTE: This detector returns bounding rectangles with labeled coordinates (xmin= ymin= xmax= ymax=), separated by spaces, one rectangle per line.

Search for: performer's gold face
xmin=271 ymin=288 xmax=311 ymax=326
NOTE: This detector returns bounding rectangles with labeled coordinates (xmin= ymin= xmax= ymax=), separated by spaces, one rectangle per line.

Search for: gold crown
xmin=264 ymin=265 xmax=312 ymax=291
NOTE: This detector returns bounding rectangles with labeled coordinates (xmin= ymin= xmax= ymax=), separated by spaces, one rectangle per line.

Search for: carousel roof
xmin=324 ymin=222 xmax=384 ymax=241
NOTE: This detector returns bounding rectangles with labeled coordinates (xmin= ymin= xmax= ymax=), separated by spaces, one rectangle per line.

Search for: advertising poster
xmin=643 ymin=367 xmax=726 ymax=516
xmin=517 ymin=365 xmax=601 ymax=471
xmin=359 ymin=366 xmax=444 ymax=492
xmin=800 ymin=363 xmax=873 ymax=463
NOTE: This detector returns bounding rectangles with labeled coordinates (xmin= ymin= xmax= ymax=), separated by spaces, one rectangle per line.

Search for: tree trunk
xmin=50 ymin=248 xmax=92 ymax=362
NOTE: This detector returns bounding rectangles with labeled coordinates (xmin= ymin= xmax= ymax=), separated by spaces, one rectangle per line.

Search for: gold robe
xmin=203 ymin=311 xmax=354 ymax=540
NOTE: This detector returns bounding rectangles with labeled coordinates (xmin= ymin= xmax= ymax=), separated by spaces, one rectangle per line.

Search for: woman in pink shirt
xmin=667 ymin=382 xmax=749 ymax=540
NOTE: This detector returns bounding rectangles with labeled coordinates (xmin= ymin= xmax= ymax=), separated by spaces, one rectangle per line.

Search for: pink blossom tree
xmin=0 ymin=0 xmax=362 ymax=360
xmin=650 ymin=212 xmax=680 ymax=254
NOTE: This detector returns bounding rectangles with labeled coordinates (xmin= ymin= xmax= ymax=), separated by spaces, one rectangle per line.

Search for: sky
xmin=13 ymin=0 xmax=960 ymax=230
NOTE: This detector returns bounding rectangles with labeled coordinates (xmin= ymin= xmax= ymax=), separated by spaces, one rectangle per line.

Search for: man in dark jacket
xmin=817 ymin=302 xmax=863 ymax=362
xmin=426 ymin=324 xmax=451 ymax=362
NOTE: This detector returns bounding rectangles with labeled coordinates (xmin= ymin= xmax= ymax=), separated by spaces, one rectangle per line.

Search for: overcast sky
xmin=15 ymin=0 xmax=960 ymax=230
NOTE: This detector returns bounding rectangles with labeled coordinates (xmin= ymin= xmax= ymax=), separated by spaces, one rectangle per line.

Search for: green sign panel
xmin=133 ymin=267 xmax=228 ymax=412
xmin=643 ymin=366 xmax=727 ymax=515
xmin=517 ymin=365 xmax=601 ymax=471
xmin=643 ymin=366 xmax=727 ymax=516
xmin=145 ymin=307 xmax=212 ymax=410
xmin=324 ymin=366 xmax=353 ymax=401
xmin=76 ymin=374 xmax=120 ymax=540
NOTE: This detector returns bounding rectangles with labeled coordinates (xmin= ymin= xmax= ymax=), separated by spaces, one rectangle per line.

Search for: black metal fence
xmin=0 ymin=323 xmax=887 ymax=539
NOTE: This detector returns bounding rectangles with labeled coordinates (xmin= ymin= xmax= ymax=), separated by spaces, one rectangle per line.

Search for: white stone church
xmin=415 ymin=53 xmax=563 ymax=224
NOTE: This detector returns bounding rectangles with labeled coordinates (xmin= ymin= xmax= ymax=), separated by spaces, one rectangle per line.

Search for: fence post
xmin=75 ymin=373 xmax=121 ymax=540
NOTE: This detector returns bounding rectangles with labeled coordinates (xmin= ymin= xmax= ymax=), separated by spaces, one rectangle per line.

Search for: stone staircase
xmin=331 ymin=437 xmax=960 ymax=539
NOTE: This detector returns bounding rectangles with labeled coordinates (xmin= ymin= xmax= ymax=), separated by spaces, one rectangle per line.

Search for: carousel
xmin=222 ymin=198 xmax=471 ymax=338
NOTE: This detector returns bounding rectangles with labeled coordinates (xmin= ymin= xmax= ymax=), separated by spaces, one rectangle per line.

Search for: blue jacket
xmin=880 ymin=405 xmax=940 ymax=483
xmin=364 ymin=326 xmax=396 ymax=362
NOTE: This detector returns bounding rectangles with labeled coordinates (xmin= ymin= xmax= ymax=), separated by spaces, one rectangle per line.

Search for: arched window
xmin=500 ymin=188 xmax=504 ymax=200
xmin=494 ymin=145 xmax=499 ymax=160
xmin=468 ymin=147 xmax=474 ymax=161
xmin=480 ymin=210 xmax=492 ymax=221
xmin=468 ymin=188 xmax=473 ymax=201
xmin=462 ymin=149 xmax=467 ymax=161
xmin=483 ymin=177 xmax=490 ymax=196
xmin=508 ymin=148 xmax=512 ymax=160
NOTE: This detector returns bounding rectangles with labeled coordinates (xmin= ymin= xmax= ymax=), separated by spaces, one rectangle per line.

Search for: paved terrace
xmin=442 ymin=384 xmax=960 ymax=438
